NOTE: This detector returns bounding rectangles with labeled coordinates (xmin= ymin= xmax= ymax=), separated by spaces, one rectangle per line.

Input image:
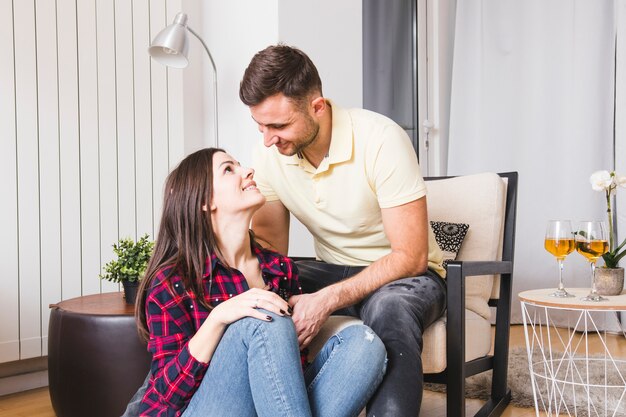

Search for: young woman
xmin=135 ymin=148 xmax=387 ymax=417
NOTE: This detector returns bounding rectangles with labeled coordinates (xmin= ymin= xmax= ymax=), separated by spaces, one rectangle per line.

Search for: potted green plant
xmin=589 ymin=170 xmax=626 ymax=295
xmin=100 ymin=234 xmax=154 ymax=304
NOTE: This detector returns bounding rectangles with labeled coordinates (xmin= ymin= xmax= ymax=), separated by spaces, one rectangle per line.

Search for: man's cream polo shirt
xmin=253 ymin=101 xmax=445 ymax=278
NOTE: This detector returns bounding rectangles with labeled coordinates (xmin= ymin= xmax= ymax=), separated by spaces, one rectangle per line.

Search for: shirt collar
xmin=324 ymin=100 xmax=353 ymax=166
xmin=203 ymin=236 xmax=286 ymax=278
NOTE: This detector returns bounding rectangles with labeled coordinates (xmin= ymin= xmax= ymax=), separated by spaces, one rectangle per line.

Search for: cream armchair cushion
xmin=427 ymin=172 xmax=506 ymax=319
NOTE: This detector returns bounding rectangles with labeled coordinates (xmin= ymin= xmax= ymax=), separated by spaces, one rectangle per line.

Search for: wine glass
xmin=544 ymin=220 xmax=576 ymax=297
xmin=575 ymin=221 xmax=609 ymax=302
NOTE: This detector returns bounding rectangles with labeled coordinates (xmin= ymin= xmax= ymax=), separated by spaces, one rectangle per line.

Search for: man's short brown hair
xmin=239 ymin=44 xmax=323 ymax=108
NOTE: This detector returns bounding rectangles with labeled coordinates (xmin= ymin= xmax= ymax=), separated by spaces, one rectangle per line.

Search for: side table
xmin=519 ymin=288 xmax=626 ymax=416
xmin=48 ymin=292 xmax=151 ymax=417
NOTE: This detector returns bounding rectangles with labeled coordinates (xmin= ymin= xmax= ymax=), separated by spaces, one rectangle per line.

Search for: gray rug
xmin=424 ymin=347 xmax=626 ymax=416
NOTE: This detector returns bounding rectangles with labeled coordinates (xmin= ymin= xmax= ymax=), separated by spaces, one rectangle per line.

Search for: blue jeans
xmin=124 ymin=310 xmax=386 ymax=417
xmin=295 ymin=261 xmax=447 ymax=417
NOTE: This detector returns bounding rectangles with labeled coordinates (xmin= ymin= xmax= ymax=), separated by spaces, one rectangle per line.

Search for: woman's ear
xmin=202 ymin=202 xmax=218 ymax=212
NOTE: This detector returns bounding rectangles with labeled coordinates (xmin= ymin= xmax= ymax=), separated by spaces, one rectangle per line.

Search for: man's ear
xmin=310 ymin=96 xmax=326 ymax=116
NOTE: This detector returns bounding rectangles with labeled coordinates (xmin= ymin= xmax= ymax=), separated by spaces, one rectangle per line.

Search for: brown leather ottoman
xmin=48 ymin=292 xmax=151 ymax=417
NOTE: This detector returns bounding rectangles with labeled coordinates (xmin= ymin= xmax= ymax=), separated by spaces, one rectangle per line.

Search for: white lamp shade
xmin=149 ymin=13 xmax=190 ymax=68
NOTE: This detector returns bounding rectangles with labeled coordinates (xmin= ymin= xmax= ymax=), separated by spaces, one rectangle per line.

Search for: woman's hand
xmin=189 ymin=288 xmax=291 ymax=363
xmin=209 ymin=287 xmax=291 ymax=326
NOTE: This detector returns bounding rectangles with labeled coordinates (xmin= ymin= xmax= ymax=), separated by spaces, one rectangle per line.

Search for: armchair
xmin=422 ymin=172 xmax=518 ymax=417
xmin=306 ymin=171 xmax=518 ymax=417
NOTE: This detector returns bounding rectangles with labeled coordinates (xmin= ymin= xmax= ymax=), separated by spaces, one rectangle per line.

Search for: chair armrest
xmin=443 ymin=259 xmax=514 ymax=377
xmin=445 ymin=260 xmax=513 ymax=308
xmin=445 ymin=260 xmax=513 ymax=277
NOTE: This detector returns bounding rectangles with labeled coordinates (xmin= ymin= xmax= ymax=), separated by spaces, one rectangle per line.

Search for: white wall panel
xmin=166 ymin=0 xmax=185 ymax=168
xmin=57 ymin=0 xmax=82 ymax=302
xmin=115 ymin=0 xmax=137 ymax=240
xmin=35 ymin=0 xmax=61 ymax=356
xmin=0 ymin=0 xmax=20 ymax=363
xmin=150 ymin=0 xmax=169 ymax=231
xmin=133 ymin=0 xmax=155 ymax=238
xmin=96 ymin=0 xmax=120 ymax=294
xmin=78 ymin=0 xmax=103 ymax=297
xmin=1 ymin=0 xmax=189 ymax=364
xmin=14 ymin=0 xmax=42 ymax=360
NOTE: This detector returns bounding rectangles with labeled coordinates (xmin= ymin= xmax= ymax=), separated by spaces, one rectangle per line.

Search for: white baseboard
xmin=0 ymin=370 xmax=48 ymax=396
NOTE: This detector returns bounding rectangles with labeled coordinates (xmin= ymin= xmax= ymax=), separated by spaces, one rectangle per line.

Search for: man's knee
xmin=359 ymin=276 xmax=445 ymax=338
xmin=361 ymin=289 xmax=418 ymax=328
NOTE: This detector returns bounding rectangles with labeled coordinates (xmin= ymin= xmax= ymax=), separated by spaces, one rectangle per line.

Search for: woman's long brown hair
xmin=135 ymin=148 xmax=225 ymax=342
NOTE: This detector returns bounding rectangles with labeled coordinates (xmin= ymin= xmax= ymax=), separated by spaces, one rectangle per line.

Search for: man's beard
xmin=289 ymin=118 xmax=320 ymax=156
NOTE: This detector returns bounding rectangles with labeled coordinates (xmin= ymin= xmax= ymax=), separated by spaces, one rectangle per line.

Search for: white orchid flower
xmin=591 ymin=170 xmax=626 ymax=267
xmin=589 ymin=170 xmax=613 ymax=191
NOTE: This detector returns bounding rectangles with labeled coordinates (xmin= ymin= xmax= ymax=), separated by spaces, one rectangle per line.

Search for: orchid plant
xmin=590 ymin=170 xmax=626 ymax=268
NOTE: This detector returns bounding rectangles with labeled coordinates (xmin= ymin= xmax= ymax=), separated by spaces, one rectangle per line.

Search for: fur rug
xmin=424 ymin=347 xmax=626 ymax=416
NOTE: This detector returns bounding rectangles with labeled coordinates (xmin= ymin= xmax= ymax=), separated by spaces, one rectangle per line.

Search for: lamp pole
xmin=186 ymin=26 xmax=218 ymax=147
xmin=149 ymin=12 xmax=219 ymax=147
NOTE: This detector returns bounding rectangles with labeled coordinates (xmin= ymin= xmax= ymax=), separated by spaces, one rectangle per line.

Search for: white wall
xmin=202 ymin=0 xmax=363 ymax=256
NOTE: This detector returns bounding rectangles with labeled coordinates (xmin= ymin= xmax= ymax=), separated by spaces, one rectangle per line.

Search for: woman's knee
xmin=254 ymin=310 xmax=298 ymax=342
xmin=337 ymin=324 xmax=387 ymax=369
xmin=226 ymin=310 xmax=297 ymax=341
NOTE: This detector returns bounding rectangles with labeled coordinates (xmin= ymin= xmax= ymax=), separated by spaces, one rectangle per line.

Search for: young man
xmin=240 ymin=44 xmax=447 ymax=417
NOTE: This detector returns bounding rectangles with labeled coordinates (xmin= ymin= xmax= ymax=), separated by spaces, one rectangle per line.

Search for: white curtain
xmin=447 ymin=0 xmax=619 ymax=324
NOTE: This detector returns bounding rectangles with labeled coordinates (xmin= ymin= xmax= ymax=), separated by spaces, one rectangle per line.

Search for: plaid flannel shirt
xmin=139 ymin=244 xmax=302 ymax=417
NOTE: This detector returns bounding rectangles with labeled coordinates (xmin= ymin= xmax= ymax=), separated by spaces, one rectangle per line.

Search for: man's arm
xmin=290 ymin=196 xmax=430 ymax=347
xmin=252 ymin=200 xmax=290 ymax=255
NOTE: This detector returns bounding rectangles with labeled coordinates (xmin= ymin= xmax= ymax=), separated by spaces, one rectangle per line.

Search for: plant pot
xmin=122 ymin=281 xmax=140 ymax=305
xmin=595 ymin=267 xmax=624 ymax=296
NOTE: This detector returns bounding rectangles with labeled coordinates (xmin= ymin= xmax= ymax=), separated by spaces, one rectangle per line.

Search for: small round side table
xmin=48 ymin=292 xmax=151 ymax=417
xmin=519 ymin=288 xmax=626 ymax=416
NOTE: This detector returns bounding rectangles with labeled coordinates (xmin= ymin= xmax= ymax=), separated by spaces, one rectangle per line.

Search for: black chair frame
xmin=423 ymin=171 xmax=518 ymax=417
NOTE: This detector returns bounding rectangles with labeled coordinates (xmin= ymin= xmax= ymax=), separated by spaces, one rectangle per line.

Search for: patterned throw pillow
xmin=430 ymin=221 xmax=470 ymax=269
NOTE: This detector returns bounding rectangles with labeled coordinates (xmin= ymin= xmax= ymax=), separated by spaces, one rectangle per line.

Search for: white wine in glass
xmin=575 ymin=221 xmax=609 ymax=302
xmin=544 ymin=220 xmax=575 ymax=297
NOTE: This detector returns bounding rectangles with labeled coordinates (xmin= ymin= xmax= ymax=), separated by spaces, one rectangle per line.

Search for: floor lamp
xmin=149 ymin=12 xmax=219 ymax=147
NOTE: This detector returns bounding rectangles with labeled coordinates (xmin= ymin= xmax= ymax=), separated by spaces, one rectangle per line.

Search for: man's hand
xmin=289 ymin=292 xmax=333 ymax=349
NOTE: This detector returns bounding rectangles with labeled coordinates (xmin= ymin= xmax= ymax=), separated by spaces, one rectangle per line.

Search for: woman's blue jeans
xmin=181 ymin=310 xmax=386 ymax=417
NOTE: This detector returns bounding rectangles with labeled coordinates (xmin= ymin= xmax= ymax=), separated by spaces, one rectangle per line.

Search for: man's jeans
xmin=122 ymin=310 xmax=386 ymax=417
xmin=295 ymin=260 xmax=447 ymax=417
